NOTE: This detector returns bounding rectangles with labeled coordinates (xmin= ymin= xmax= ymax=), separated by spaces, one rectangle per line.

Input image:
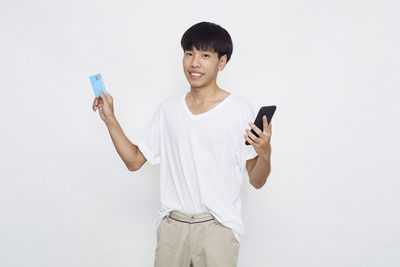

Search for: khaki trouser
xmin=154 ymin=210 xmax=240 ymax=267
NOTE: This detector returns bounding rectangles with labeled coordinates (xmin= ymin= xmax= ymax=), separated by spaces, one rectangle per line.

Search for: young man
xmin=92 ymin=21 xmax=272 ymax=267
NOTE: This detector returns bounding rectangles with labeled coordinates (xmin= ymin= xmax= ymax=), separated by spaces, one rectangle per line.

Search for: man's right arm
xmin=105 ymin=118 xmax=147 ymax=171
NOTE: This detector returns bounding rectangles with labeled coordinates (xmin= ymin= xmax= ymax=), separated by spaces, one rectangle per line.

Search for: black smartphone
xmin=245 ymin=105 xmax=276 ymax=145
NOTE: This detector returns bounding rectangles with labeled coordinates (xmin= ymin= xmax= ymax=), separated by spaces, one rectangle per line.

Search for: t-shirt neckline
xmin=181 ymin=91 xmax=233 ymax=120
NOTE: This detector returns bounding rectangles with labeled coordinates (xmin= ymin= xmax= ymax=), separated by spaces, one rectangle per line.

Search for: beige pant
xmin=154 ymin=210 xmax=240 ymax=267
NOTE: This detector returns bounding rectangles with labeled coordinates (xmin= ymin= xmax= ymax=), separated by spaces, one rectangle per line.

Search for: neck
xmin=188 ymin=84 xmax=224 ymax=103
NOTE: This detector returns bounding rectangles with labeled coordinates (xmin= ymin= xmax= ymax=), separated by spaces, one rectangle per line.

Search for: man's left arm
xmin=243 ymin=115 xmax=272 ymax=189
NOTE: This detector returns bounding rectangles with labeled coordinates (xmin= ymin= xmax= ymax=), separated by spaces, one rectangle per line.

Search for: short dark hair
xmin=181 ymin=21 xmax=233 ymax=63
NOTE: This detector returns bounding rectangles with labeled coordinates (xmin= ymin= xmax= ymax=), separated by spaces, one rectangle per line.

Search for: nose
xmin=190 ymin=53 xmax=201 ymax=68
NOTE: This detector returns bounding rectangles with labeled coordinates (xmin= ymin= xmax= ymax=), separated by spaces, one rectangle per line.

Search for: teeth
xmin=190 ymin=72 xmax=203 ymax=76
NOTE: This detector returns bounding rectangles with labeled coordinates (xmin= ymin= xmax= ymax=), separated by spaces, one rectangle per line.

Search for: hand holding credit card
xmin=90 ymin=73 xmax=115 ymax=124
xmin=89 ymin=73 xmax=108 ymax=97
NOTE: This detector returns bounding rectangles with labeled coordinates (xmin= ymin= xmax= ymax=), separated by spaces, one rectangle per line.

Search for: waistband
xmin=167 ymin=210 xmax=215 ymax=224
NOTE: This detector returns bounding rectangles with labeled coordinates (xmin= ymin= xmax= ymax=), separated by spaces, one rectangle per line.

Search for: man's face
xmin=182 ymin=45 xmax=227 ymax=89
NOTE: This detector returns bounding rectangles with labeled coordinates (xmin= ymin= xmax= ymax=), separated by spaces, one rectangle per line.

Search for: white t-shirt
xmin=135 ymin=91 xmax=258 ymax=244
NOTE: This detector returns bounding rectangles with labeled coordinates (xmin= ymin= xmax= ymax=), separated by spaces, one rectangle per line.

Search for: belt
xmin=167 ymin=210 xmax=215 ymax=224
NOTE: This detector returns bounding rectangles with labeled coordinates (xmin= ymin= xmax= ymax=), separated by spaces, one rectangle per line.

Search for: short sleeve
xmin=242 ymin=102 xmax=258 ymax=161
xmin=236 ymin=100 xmax=259 ymax=180
xmin=135 ymin=106 xmax=161 ymax=166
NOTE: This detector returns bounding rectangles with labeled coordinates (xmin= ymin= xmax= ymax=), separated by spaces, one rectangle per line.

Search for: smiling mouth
xmin=189 ymin=72 xmax=204 ymax=79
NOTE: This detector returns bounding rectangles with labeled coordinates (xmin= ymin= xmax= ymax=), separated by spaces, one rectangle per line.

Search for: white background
xmin=1 ymin=0 xmax=399 ymax=266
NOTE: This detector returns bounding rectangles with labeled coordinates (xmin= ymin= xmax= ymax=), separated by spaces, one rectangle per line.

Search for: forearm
xmin=249 ymin=154 xmax=271 ymax=189
xmin=105 ymin=117 xmax=138 ymax=169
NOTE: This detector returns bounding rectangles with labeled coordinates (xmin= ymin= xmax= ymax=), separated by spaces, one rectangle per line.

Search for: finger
xmin=244 ymin=134 xmax=255 ymax=146
xmin=248 ymin=122 xmax=263 ymax=138
xmin=262 ymin=115 xmax=269 ymax=133
xmin=245 ymin=128 xmax=260 ymax=144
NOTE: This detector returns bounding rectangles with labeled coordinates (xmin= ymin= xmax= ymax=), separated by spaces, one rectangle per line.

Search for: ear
xmin=218 ymin=54 xmax=227 ymax=71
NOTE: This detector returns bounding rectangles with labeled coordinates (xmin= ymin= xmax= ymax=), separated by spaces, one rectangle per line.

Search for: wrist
xmin=259 ymin=152 xmax=271 ymax=161
xmin=105 ymin=116 xmax=118 ymax=128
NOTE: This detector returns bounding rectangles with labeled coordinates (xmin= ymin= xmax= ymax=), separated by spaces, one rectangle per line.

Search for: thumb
xmin=105 ymin=91 xmax=112 ymax=103
xmin=99 ymin=90 xmax=107 ymax=102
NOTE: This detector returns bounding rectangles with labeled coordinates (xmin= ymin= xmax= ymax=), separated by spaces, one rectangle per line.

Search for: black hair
xmin=181 ymin=21 xmax=233 ymax=63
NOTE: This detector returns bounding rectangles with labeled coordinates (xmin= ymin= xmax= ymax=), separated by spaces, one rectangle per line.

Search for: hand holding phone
xmin=245 ymin=105 xmax=276 ymax=145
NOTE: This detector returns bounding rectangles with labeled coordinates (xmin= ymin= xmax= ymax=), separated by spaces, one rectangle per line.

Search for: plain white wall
xmin=1 ymin=0 xmax=399 ymax=266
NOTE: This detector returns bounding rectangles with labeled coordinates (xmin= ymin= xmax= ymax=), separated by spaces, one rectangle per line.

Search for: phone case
xmin=245 ymin=105 xmax=276 ymax=145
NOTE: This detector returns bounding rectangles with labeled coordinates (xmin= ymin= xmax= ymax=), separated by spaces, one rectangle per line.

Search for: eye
xmin=203 ymin=54 xmax=210 ymax=57
xmin=185 ymin=52 xmax=192 ymax=56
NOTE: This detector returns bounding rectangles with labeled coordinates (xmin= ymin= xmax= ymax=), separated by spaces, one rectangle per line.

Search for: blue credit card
xmin=89 ymin=73 xmax=108 ymax=97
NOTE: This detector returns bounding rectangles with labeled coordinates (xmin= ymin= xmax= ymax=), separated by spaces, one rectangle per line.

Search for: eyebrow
xmin=185 ymin=49 xmax=213 ymax=53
